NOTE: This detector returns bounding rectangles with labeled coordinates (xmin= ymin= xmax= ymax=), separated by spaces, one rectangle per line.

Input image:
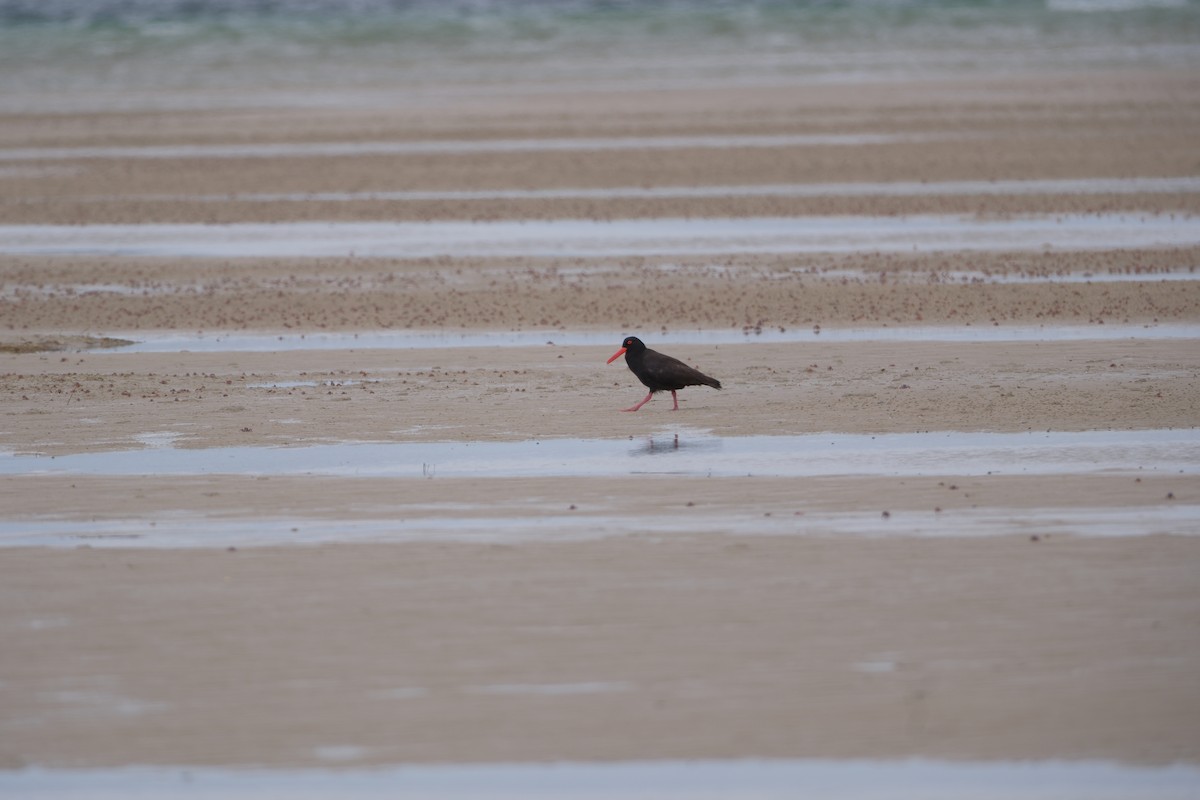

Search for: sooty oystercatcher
xmin=606 ymin=336 xmax=721 ymax=412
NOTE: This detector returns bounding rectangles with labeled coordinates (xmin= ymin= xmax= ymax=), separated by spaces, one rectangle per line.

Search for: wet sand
xmin=4 ymin=535 xmax=1198 ymax=769
xmin=2 ymin=69 xmax=1200 ymax=772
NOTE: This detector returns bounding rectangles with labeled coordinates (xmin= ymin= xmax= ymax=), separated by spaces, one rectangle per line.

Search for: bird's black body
xmin=620 ymin=336 xmax=721 ymax=392
xmin=606 ymin=336 xmax=720 ymax=411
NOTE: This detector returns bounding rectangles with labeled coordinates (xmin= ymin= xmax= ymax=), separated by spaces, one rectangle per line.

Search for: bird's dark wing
xmin=643 ymin=349 xmax=718 ymax=390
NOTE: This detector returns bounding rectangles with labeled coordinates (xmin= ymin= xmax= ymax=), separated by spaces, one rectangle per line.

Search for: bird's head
xmin=607 ymin=336 xmax=645 ymax=364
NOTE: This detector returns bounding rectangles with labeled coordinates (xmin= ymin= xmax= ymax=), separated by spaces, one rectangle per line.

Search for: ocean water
xmin=1 ymin=0 xmax=1198 ymax=110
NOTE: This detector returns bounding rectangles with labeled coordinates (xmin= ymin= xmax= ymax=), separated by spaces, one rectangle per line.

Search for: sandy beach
xmin=2 ymin=19 xmax=1199 ymax=789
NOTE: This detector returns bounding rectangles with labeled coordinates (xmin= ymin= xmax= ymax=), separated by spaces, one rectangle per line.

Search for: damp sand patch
xmin=0 ymin=335 xmax=134 ymax=354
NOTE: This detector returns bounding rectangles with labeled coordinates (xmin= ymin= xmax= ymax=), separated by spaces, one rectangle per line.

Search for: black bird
xmin=606 ymin=336 xmax=721 ymax=412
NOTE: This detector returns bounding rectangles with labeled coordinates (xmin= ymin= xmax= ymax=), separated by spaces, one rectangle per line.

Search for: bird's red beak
xmin=606 ymin=347 xmax=627 ymax=364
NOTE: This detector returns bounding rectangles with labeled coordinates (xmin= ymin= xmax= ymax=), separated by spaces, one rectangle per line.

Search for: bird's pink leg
xmin=622 ymin=391 xmax=654 ymax=412
xmin=670 ymin=389 xmax=680 ymax=411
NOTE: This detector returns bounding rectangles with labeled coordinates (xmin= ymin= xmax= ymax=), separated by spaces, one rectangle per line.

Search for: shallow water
xmin=2 ymin=504 xmax=1196 ymax=549
xmin=49 ymin=176 xmax=1200 ymax=201
xmin=0 ymin=133 xmax=946 ymax=162
xmin=88 ymin=323 xmax=1200 ymax=353
xmin=5 ymin=429 xmax=1196 ymax=480
xmin=4 ymin=428 xmax=1196 ymax=547
xmin=4 ymin=758 xmax=1199 ymax=800
xmin=5 ymin=215 xmax=1197 ymax=259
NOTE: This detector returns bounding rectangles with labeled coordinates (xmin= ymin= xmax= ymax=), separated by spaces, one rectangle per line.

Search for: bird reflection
xmin=630 ymin=433 xmax=720 ymax=457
